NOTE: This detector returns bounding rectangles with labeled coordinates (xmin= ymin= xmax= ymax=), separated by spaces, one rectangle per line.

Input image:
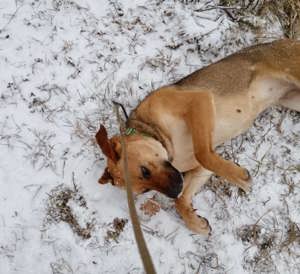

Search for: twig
xmin=0 ymin=3 xmax=23 ymax=33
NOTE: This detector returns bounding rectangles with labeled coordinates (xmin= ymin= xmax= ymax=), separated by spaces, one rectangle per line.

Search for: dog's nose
xmin=166 ymin=169 xmax=183 ymax=199
xmin=166 ymin=186 xmax=182 ymax=198
xmin=161 ymin=161 xmax=183 ymax=198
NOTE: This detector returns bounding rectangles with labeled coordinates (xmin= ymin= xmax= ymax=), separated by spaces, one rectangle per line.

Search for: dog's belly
xmin=163 ymin=96 xmax=264 ymax=172
xmin=162 ymin=115 xmax=199 ymax=172
xmin=213 ymin=76 xmax=293 ymax=145
xmin=213 ymin=94 xmax=254 ymax=145
xmin=169 ymin=114 xmax=254 ymax=172
xmin=161 ymin=76 xmax=294 ymax=172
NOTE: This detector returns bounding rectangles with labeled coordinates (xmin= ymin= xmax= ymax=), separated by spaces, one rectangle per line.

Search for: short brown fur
xmin=96 ymin=39 xmax=300 ymax=235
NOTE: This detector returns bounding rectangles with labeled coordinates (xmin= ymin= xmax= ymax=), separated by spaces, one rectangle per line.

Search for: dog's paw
xmin=243 ymin=168 xmax=251 ymax=181
xmin=187 ymin=214 xmax=211 ymax=235
xmin=230 ymin=166 xmax=252 ymax=192
xmin=175 ymin=199 xmax=211 ymax=235
xmin=237 ymin=168 xmax=252 ymax=192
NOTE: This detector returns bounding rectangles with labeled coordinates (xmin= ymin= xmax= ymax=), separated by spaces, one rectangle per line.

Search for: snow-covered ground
xmin=0 ymin=0 xmax=299 ymax=273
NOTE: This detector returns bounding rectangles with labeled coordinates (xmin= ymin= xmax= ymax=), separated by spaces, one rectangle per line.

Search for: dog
xmin=95 ymin=39 xmax=300 ymax=235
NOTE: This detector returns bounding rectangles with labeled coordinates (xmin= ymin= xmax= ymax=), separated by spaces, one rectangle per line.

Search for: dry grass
xmin=105 ymin=217 xmax=128 ymax=243
xmin=259 ymin=0 xmax=300 ymax=38
xmin=45 ymin=183 xmax=96 ymax=239
xmin=237 ymin=213 xmax=300 ymax=272
xmin=220 ymin=0 xmax=300 ymax=38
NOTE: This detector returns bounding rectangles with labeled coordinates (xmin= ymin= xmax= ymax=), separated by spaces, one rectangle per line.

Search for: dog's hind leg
xmin=279 ymin=90 xmax=300 ymax=112
xmin=175 ymin=167 xmax=212 ymax=235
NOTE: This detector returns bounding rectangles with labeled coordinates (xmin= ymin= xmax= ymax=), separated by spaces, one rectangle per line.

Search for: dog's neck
xmin=126 ymin=116 xmax=174 ymax=161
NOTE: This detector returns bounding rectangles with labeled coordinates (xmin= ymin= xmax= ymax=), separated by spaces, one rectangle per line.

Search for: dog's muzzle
xmin=164 ymin=161 xmax=183 ymax=198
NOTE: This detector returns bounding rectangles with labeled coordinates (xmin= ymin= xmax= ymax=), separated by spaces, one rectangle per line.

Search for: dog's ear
xmin=95 ymin=125 xmax=120 ymax=163
xmin=98 ymin=167 xmax=113 ymax=184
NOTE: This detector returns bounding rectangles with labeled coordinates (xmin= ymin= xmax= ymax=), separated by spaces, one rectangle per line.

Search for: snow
xmin=0 ymin=0 xmax=299 ymax=273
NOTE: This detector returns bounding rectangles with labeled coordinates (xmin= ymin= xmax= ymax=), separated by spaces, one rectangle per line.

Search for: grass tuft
xmin=220 ymin=0 xmax=300 ymax=38
xmin=45 ymin=184 xmax=95 ymax=239
xmin=105 ymin=217 xmax=128 ymax=243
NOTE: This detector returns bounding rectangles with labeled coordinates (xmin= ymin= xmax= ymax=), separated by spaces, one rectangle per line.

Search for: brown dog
xmin=96 ymin=39 xmax=300 ymax=235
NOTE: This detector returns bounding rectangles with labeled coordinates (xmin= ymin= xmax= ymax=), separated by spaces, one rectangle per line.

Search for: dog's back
xmin=176 ymin=39 xmax=300 ymax=95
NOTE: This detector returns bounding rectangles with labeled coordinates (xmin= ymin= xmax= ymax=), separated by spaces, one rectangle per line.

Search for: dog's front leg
xmin=175 ymin=167 xmax=212 ymax=235
xmin=186 ymin=91 xmax=251 ymax=192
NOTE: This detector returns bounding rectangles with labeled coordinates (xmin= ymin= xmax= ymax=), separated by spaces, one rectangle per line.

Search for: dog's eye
xmin=141 ymin=166 xmax=151 ymax=179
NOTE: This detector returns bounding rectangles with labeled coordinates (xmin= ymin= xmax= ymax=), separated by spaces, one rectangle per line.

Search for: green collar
xmin=125 ymin=127 xmax=151 ymax=137
xmin=125 ymin=127 xmax=137 ymax=136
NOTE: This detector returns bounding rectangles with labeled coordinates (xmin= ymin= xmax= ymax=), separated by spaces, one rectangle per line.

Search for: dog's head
xmin=95 ymin=125 xmax=183 ymax=198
